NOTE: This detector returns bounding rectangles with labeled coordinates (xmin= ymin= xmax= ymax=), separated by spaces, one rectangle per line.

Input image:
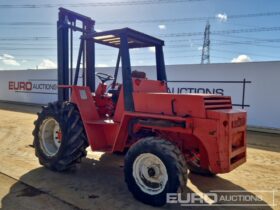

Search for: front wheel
xmin=124 ymin=137 xmax=188 ymax=206
xmin=32 ymin=101 xmax=88 ymax=171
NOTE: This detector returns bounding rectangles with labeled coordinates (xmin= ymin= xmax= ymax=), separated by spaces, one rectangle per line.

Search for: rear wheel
xmin=33 ymin=101 xmax=88 ymax=171
xmin=124 ymin=137 xmax=188 ymax=206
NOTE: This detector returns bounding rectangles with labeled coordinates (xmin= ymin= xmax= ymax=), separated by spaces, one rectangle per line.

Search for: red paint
xmin=59 ymin=77 xmax=247 ymax=174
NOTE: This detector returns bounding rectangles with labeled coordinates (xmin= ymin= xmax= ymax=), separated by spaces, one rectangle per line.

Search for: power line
xmin=1 ymin=36 xmax=279 ymax=47
xmin=1 ymin=41 xmax=280 ymax=52
xmin=0 ymin=0 xmax=203 ymax=9
xmin=162 ymin=26 xmax=280 ymax=37
xmin=101 ymin=11 xmax=280 ymax=24
xmin=212 ymin=38 xmax=280 ymax=43
xmin=0 ymin=25 xmax=279 ymax=43
xmin=1 ymin=11 xmax=280 ymax=26
xmin=0 ymin=22 xmax=53 ymax=26
xmin=0 ymin=37 xmax=55 ymax=41
xmin=166 ymin=38 xmax=280 ymax=46
xmin=1 ymin=39 xmax=280 ymax=49
xmin=215 ymin=34 xmax=280 ymax=41
xmin=210 ymin=39 xmax=280 ymax=49
xmin=2 ymin=46 xmax=277 ymax=60
xmin=228 ymin=11 xmax=280 ymax=19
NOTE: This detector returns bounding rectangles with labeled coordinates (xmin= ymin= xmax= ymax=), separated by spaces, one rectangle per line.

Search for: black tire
xmin=32 ymin=101 xmax=88 ymax=171
xmin=124 ymin=137 xmax=188 ymax=207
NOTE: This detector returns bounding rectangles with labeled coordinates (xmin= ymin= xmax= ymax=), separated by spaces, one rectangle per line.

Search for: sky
xmin=0 ymin=0 xmax=280 ymax=70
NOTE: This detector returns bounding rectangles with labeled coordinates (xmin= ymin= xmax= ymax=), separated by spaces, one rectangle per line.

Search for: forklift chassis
xmin=33 ymin=8 xmax=247 ymax=206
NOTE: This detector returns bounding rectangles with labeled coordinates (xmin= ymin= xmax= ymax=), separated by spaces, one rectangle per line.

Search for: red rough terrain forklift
xmin=33 ymin=8 xmax=247 ymax=206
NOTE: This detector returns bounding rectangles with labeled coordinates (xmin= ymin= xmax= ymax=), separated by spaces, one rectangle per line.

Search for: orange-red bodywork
xmin=62 ymin=78 xmax=247 ymax=174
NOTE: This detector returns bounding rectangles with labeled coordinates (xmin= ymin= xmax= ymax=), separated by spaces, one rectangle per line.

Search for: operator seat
xmin=131 ymin=70 xmax=147 ymax=79
xmin=113 ymin=70 xmax=147 ymax=122
xmin=108 ymin=85 xmax=122 ymax=104
xmin=108 ymin=70 xmax=146 ymax=105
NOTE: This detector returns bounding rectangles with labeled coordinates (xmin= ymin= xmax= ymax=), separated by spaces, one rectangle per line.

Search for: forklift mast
xmin=57 ymin=8 xmax=167 ymax=112
xmin=57 ymin=7 xmax=95 ymax=101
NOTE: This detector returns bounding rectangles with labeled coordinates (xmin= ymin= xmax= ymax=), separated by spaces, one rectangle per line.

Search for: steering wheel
xmin=95 ymin=72 xmax=114 ymax=83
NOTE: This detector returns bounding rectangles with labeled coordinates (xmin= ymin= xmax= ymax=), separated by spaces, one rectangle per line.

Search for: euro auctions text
xmin=8 ymin=81 xmax=57 ymax=92
xmin=167 ymin=190 xmax=276 ymax=207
